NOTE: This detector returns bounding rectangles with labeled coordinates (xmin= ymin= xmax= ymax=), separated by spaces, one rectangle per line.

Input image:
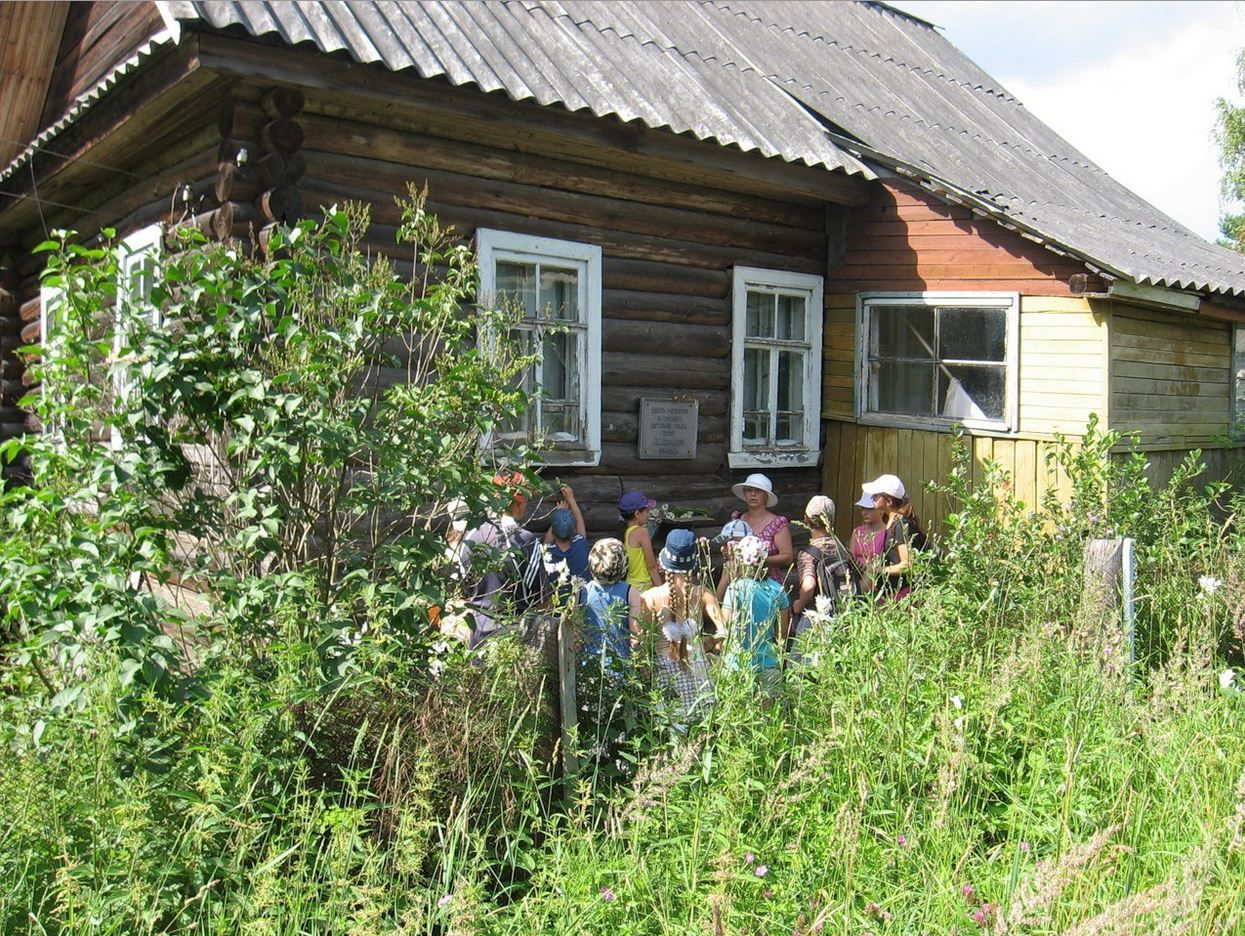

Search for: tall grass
xmin=4 ymin=432 xmax=1245 ymax=933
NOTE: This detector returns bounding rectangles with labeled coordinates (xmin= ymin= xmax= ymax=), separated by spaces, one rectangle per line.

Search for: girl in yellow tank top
xmin=619 ymin=490 xmax=663 ymax=592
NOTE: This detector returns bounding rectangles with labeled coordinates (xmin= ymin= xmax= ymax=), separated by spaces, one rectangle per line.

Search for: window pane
xmin=541 ymin=330 xmax=578 ymax=403
xmin=938 ymin=365 xmax=1005 ymax=421
xmin=497 ymin=328 xmax=535 ymax=440
xmin=539 ymin=265 xmax=579 ymax=322
xmin=777 ymin=349 xmax=804 ymax=415
xmin=496 ymin=261 xmax=536 ymax=317
xmin=776 ymin=294 xmax=805 ymax=341
xmin=874 ymin=306 xmax=935 ymax=359
xmin=542 ymin=402 xmax=581 ymax=444
xmin=744 ymin=346 xmax=771 ymax=444
xmin=746 ymin=292 xmax=774 ymax=338
xmin=940 ymin=307 xmax=1006 ymax=362
xmin=873 ymin=360 xmax=934 ymax=416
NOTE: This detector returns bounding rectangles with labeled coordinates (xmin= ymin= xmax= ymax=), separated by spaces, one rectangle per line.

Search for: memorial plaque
xmin=638 ymin=397 xmax=698 ymax=460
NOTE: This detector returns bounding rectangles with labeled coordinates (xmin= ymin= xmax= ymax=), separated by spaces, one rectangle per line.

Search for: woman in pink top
xmin=716 ymin=473 xmax=793 ymax=599
xmin=850 ymin=489 xmax=887 ymax=589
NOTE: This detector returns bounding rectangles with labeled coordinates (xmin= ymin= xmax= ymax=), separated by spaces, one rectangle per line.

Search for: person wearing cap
xmin=620 ymin=490 xmax=663 ymax=592
xmin=792 ymin=495 xmax=862 ymax=623
xmin=850 ymin=488 xmax=888 ymax=587
xmin=543 ymin=484 xmax=589 ymax=600
xmin=461 ymin=470 xmax=551 ymax=646
xmin=862 ymin=474 xmax=927 ymax=600
xmin=715 ymin=472 xmax=793 ymax=600
xmin=721 ymin=534 xmax=790 ymax=698
xmin=641 ymin=528 xmax=722 ymax=723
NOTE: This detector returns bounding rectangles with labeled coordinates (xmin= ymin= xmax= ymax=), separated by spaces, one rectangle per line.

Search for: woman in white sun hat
xmin=715 ymin=472 xmax=793 ymax=599
xmin=862 ymin=473 xmax=927 ymax=600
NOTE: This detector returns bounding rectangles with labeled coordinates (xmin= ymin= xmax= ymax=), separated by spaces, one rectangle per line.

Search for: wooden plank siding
xmin=819 ymin=179 xmax=1111 ymax=534
xmin=1107 ymin=305 xmax=1233 ymax=445
xmin=0 ymin=2 xmax=71 ymax=167
xmin=38 ymin=0 xmax=167 ymax=128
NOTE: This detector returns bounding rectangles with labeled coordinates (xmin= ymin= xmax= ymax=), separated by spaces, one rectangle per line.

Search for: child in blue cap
xmin=543 ymin=484 xmax=589 ymax=599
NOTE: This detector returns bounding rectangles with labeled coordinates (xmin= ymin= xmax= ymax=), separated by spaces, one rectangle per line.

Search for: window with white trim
xmin=729 ymin=266 xmax=824 ymax=468
xmin=112 ymin=225 xmax=163 ymax=446
xmin=476 ymin=229 xmax=602 ymax=466
xmin=858 ymin=292 xmax=1019 ymax=432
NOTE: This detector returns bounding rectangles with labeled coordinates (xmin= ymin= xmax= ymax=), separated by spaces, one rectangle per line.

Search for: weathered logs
xmin=258 ymin=186 xmax=303 ymax=223
xmin=19 ymin=320 xmax=40 ymax=345
xmin=260 ymin=119 xmax=304 ymax=155
xmin=19 ymin=297 xmax=42 ymax=323
xmin=261 ymin=87 xmax=305 ymax=119
xmin=218 ymin=100 xmax=265 ymax=141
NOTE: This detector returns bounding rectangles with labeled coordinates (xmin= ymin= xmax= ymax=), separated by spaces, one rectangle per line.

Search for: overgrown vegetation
xmin=3 ymin=203 xmax=1244 ymax=933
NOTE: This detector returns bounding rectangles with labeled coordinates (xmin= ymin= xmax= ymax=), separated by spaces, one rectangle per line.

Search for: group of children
xmin=540 ymin=471 xmax=928 ymax=724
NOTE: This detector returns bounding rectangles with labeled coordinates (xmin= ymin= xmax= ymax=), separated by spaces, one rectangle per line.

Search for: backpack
xmin=464 ymin=521 xmax=550 ymax=615
xmin=800 ymin=540 xmax=864 ymax=617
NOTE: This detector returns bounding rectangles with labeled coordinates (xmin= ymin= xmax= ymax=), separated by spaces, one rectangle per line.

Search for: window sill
xmin=858 ymin=413 xmax=1015 ymax=435
xmin=728 ymin=449 xmax=819 ymax=469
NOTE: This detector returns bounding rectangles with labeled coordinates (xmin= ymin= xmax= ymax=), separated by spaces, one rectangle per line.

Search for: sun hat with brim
xmin=588 ymin=538 xmax=629 ymax=585
xmin=731 ymin=472 xmax=778 ymax=508
xmin=713 ymin=518 xmax=752 ymax=544
xmin=550 ymin=508 xmax=576 ymax=539
xmin=619 ymin=490 xmax=657 ymax=515
xmin=446 ymin=497 xmax=470 ymax=533
xmin=659 ymin=528 xmax=698 ymax=574
xmin=861 ymin=473 xmax=906 ymax=501
xmin=855 ymin=492 xmax=877 ymax=509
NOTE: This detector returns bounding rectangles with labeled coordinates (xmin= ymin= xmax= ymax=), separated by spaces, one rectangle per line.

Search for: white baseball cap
xmin=861 ymin=474 xmax=906 ymax=500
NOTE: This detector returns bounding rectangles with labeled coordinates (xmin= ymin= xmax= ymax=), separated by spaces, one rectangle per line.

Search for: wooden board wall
xmin=820 ymin=421 xmax=1075 ymax=542
xmin=1108 ymin=304 xmax=1232 ymax=445
xmin=0 ymin=2 xmax=71 ymax=167
xmin=39 ymin=0 xmax=167 ymax=129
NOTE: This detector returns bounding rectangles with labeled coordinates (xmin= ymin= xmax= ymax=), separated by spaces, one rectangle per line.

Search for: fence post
xmin=556 ymin=610 xmax=579 ymax=798
xmin=1082 ymin=536 xmax=1136 ymax=662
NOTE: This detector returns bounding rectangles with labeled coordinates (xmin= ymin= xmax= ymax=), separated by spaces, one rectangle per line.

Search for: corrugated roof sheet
xmin=128 ymin=2 xmax=1245 ymax=297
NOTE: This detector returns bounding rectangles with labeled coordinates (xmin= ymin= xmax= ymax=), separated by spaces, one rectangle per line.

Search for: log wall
xmin=287 ymin=105 xmax=835 ymax=540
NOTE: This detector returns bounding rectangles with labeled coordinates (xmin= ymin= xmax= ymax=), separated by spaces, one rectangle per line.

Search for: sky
xmin=891 ymin=0 xmax=1245 ymax=244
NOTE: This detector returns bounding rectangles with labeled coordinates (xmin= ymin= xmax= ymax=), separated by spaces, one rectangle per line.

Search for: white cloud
xmin=896 ymin=1 xmax=1245 ymax=243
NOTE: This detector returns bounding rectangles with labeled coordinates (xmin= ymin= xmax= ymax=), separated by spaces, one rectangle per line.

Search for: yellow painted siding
xmin=820 ymin=420 xmax=1073 ymax=540
xmin=1108 ymin=306 xmax=1232 ymax=445
xmin=1017 ymin=296 xmax=1107 ymax=436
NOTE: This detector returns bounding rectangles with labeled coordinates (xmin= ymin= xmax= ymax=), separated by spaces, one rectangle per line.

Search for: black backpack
xmin=800 ymin=540 xmax=865 ymax=617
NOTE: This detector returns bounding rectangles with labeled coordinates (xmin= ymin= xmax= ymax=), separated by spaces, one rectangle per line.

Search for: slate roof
xmin=140 ymin=2 xmax=1245 ymax=298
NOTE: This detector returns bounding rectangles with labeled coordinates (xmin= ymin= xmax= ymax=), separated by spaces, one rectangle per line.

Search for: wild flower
xmin=744 ymin=852 xmax=755 ymax=865
xmin=438 ymin=893 xmax=453 ymax=907
xmin=1020 ymin=841 xmax=1031 ymax=853
xmin=763 ymin=889 xmax=774 ymax=898
xmin=961 ymin=883 xmax=976 ymax=903
xmin=755 ymin=864 xmax=769 ymax=877
xmin=600 ymin=886 xmax=616 ymax=901
xmin=866 ymin=902 xmax=882 ymax=917
xmin=897 ymin=833 xmax=907 ymax=847
xmin=1199 ymin=575 xmax=1224 ymax=596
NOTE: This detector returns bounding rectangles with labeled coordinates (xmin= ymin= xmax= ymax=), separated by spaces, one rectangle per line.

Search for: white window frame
xmin=475 ymin=229 xmax=602 ymax=467
xmin=857 ymin=291 xmax=1020 ymax=433
xmin=112 ymin=224 xmax=163 ymax=448
xmin=729 ymin=266 xmax=824 ymax=469
xmin=38 ymin=280 xmax=67 ymax=447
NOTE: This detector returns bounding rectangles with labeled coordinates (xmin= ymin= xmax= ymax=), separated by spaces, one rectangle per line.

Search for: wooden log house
xmin=3 ymin=0 xmax=1245 ymax=544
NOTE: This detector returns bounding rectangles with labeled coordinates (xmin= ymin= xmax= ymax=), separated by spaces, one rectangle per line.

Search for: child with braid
xmin=640 ymin=529 xmax=721 ymax=724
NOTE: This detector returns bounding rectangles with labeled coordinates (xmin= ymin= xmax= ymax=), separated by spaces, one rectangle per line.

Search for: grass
xmin=4 ymin=445 xmax=1245 ymax=933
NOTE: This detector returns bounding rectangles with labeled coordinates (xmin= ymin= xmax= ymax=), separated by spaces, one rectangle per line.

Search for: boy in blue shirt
xmin=544 ymin=484 xmax=589 ymax=599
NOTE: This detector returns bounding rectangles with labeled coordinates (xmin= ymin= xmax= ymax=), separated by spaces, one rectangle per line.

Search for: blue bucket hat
xmin=658 ymin=528 xmax=698 ymax=574
xmin=550 ymin=507 xmax=576 ymax=539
